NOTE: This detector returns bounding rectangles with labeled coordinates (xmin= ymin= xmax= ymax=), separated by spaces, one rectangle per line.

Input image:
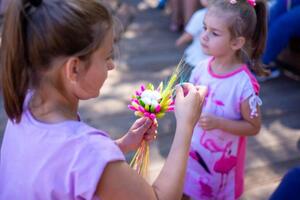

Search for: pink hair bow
xmin=230 ymin=0 xmax=256 ymax=7
xmin=247 ymin=0 xmax=256 ymax=6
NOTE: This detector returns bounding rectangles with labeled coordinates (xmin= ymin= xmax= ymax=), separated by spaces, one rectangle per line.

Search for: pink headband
xmin=230 ymin=0 xmax=256 ymax=7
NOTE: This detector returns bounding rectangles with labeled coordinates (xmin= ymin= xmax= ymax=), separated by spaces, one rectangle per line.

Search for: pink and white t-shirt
xmin=184 ymin=58 xmax=262 ymax=200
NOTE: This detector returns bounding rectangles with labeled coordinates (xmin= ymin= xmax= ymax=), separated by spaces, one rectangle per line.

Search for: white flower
xmin=141 ymin=97 xmax=152 ymax=105
xmin=151 ymin=100 xmax=159 ymax=107
xmin=141 ymin=90 xmax=161 ymax=101
xmin=141 ymin=90 xmax=161 ymax=107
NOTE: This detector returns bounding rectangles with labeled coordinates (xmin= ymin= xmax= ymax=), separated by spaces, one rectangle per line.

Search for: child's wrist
xmin=115 ymin=136 xmax=131 ymax=153
xmin=176 ymin=121 xmax=194 ymax=135
xmin=215 ymin=116 xmax=223 ymax=129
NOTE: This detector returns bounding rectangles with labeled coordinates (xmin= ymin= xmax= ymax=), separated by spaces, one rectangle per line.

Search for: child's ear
xmin=231 ymin=36 xmax=245 ymax=51
xmin=64 ymin=57 xmax=81 ymax=82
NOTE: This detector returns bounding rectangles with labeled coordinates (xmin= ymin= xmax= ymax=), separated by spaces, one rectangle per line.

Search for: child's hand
xmin=117 ymin=117 xmax=158 ymax=153
xmin=175 ymin=38 xmax=184 ymax=48
xmin=175 ymin=83 xmax=207 ymax=128
xmin=175 ymin=32 xmax=193 ymax=48
xmin=198 ymin=113 xmax=220 ymax=130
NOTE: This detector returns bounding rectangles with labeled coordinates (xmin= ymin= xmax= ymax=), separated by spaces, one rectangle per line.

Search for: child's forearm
xmin=152 ymin=123 xmax=194 ymax=200
xmin=176 ymin=32 xmax=193 ymax=47
xmin=115 ymin=137 xmax=130 ymax=154
xmin=216 ymin=117 xmax=261 ymax=136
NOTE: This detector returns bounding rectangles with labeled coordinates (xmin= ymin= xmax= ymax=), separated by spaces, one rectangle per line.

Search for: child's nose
xmin=201 ymin=31 xmax=209 ymax=41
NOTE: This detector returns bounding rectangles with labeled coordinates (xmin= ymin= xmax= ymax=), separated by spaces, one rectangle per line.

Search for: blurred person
xmin=176 ymin=0 xmax=208 ymax=81
xmin=269 ymin=167 xmax=300 ymax=200
xmin=0 ymin=0 xmax=9 ymax=16
xmin=259 ymin=0 xmax=300 ymax=81
xmin=169 ymin=0 xmax=200 ymax=32
xmin=157 ymin=0 xmax=167 ymax=9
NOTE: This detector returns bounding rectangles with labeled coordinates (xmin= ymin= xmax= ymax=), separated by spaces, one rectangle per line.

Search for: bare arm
xmin=115 ymin=118 xmax=157 ymax=154
xmin=97 ymin=123 xmax=194 ymax=200
xmin=176 ymin=32 xmax=193 ymax=47
xmin=96 ymin=84 xmax=207 ymax=200
xmin=217 ymin=98 xmax=261 ymax=136
xmin=151 ymin=123 xmax=194 ymax=199
xmin=199 ymin=97 xmax=261 ymax=136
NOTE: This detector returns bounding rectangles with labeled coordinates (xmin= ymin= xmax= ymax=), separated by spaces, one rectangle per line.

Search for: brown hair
xmin=208 ymin=0 xmax=268 ymax=76
xmin=0 ymin=0 xmax=113 ymax=123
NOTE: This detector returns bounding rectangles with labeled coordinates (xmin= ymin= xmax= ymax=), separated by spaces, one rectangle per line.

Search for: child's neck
xmin=211 ymin=55 xmax=243 ymax=75
xmin=29 ymin=85 xmax=79 ymax=123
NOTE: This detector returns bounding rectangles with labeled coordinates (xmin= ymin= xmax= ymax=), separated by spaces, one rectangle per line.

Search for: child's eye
xmin=203 ymin=26 xmax=207 ymax=30
xmin=106 ymin=54 xmax=114 ymax=60
xmin=212 ymin=32 xmax=219 ymax=36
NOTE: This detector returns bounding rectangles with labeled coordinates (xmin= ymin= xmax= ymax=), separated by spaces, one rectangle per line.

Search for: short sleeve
xmin=71 ymin=132 xmax=125 ymax=200
xmin=240 ymin=74 xmax=262 ymax=118
xmin=185 ymin=9 xmax=206 ymax=37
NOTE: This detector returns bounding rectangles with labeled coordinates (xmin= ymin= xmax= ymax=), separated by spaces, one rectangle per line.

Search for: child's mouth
xmin=201 ymin=43 xmax=208 ymax=49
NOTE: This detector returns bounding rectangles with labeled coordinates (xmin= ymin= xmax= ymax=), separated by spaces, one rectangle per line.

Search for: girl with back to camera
xmin=183 ymin=0 xmax=268 ymax=199
xmin=0 ymin=0 xmax=207 ymax=199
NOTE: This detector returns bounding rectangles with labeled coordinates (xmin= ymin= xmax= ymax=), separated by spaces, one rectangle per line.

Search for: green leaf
xmin=147 ymin=83 xmax=154 ymax=90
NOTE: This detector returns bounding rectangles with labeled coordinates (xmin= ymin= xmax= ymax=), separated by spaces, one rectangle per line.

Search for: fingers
xmin=198 ymin=121 xmax=208 ymax=130
xmin=180 ymin=82 xmax=196 ymax=91
xmin=195 ymin=85 xmax=208 ymax=96
xmin=181 ymin=83 xmax=197 ymax=96
xmin=175 ymin=85 xmax=184 ymax=100
xmin=199 ymin=116 xmax=205 ymax=123
xmin=144 ymin=122 xmax=158 ymax=141
xmin=131 ymin=117 xmax=148 ymax=129
xmin=198 ymin=121 xmax=207 ymax=128
xmin=198 ymin=117 xmax=206 ymax=126
xmin=144 ymin=130 xmax=158 ymax=141
xmin=133 ymin=117 xmax=152 ymax=133
xmin=175 ymin=83 xmax=198 ymax=102
xmin=177 ymin=83 xmax=207 ymax=97
xmin=198 ymin=116 xmax=215 ymax=130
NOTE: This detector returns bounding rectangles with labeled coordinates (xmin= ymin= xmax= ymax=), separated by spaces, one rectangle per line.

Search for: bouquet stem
xmin=130 ymin=140 xmax=150 ymax=178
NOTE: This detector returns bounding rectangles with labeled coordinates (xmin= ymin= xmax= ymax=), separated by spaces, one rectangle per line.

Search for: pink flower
xmin=155 ymin=105 xmax=161 ymax=113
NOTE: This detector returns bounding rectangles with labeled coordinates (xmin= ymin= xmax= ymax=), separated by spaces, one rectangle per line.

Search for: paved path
xmin=1 ymin=0 xmax=300 ymax=199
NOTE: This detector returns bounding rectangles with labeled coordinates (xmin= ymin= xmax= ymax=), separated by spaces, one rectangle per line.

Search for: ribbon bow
xmin=247 ymin=0 xmax=256 ymax=6
xmin=230 ymin=0 xmax=256 ymax=7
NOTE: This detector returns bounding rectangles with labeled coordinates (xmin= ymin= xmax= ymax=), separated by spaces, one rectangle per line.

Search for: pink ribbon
xmin=229 ymin=0 xmax=256 ymax=7
xmin=247 ymin=0 xmax=256 ymax=7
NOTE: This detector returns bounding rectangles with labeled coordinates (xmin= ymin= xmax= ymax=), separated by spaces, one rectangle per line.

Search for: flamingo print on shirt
xmin=185 ymin=59 xmax=259 ymax=199
xmin=199 ymin=178 xmax=213 ymax=198
xmin=214 ymin=141 xmax=237 ymax=192
xmin=188 ymin=87 xmax=237 ymax=198
xmin=200 ymin=87 xmax=226 ymax=154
